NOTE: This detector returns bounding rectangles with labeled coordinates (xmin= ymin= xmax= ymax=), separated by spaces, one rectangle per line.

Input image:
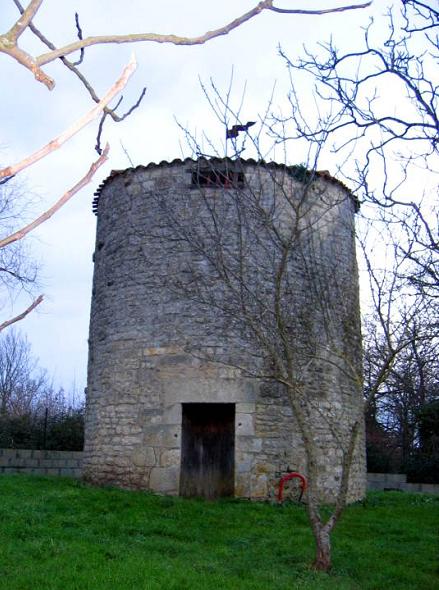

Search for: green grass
xmin=0 ymin=475 xmax=437 ymax=589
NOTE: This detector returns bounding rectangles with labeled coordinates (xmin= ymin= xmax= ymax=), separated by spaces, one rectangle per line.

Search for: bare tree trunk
xmin=288 ymin=391 xmax=335 ymax=572
xmin=313 ymin=525 xmax=332 ymax=571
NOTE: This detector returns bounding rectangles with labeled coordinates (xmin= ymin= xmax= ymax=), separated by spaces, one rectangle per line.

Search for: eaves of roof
xmin=92 ymin=157 xmax=359 ymax=215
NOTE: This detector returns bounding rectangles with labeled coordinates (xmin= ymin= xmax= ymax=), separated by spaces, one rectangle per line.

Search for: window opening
xmin=191 ymin=169 xmax=244 ymax=188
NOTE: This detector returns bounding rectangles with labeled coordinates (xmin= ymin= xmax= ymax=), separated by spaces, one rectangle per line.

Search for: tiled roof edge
xmin=92 ymin=157 xmax=359 ymax=215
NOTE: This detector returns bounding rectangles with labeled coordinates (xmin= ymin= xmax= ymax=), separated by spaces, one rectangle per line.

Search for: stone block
xmin=160 ymin=449 xmax=180 ymax=468
xmin=236 ymin=413 xmax=255 ymax=436
xmin=143 ymin=408 xmax=162 ymax=425
xmin=386 ymin=473 xmax=406 ymax=484
xmin=131 ymin=447 xmax=156 ymax=467
xmin=23 ymin=458 xmax=39 ymax=468
xmin=236 ymin=436 xmax=262 ymax=453
xmin=367 ymin=472 xmax=386 ymax=481
xmin=64 ymin=460 xmax=79 ymax=469
xmin=367 ymin=481 xmax=382 ymax=491
xmin=236 ymin=457 xmax=253 ymax=474
xmin=162 ymin=404 xmax=182 ymax=425
xmin=251 ymin=474 xmax=268 ymax=498
xmin=15 ymin=450 xmax=32 ymax=459
xmin=236 ymin=403 xmax=256 ymax=414
xmin=143 ymin=425 xmax=181 ymax=448
xmin=40 ymin=459 xmax=56 ymax=469
xmin=420 ymin=484 xmax=439 ymax=494
xmin=149 ymin=467 xmax=179 ymax=493
xmin=163 ymin=376 xmax=255 ymax=405
xmin=235 ymin=472 xmax=251 ymax=497
xmin=2 ymin=449 xmax=16 ymax=457
xmin=235 ymin=450 xmax=255 ymax=471
xmin=9 ymin=458 xmax=26 ymax=468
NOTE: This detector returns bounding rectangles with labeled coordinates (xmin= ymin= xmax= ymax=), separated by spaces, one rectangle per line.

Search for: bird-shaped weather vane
xmin=226 ymin=121 xmax=256 ymax=139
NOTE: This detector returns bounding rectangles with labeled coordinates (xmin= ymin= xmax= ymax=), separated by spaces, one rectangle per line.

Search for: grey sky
xmin=1 ymin=1 xmax=385 ymax=394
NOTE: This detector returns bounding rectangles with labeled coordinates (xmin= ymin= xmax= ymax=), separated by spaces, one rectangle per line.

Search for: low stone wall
xmin=1 ymin=451 xmax=438 ymax=494
xmin=367 ymin=472 xmax=439 ymax=494
xmin=0 ymin=448 xmax=82 ymax=478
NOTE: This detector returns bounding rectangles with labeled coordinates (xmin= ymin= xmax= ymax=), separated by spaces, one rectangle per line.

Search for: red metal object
xmin=277 ymin=472 xmax=307 ymax=503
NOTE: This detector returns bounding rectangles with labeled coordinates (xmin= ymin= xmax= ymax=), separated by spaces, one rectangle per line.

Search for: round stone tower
xmin=83 ymin=158 xmax=366 ymax=502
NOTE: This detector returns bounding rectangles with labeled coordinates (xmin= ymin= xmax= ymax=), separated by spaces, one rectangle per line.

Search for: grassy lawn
xmin=0 ymin=475 xmax=437 ymax=589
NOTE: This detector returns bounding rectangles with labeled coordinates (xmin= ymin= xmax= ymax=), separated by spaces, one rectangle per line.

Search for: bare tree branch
xmin=0 ymin=294 xmax=43 ymax=333
xmin=1 ymin=1 xmax=371 ymax=88
xmin=270 ymin=2 xmax=371 ymax=14
xmin=0 ymin=144 xmax=109 ymax=250
xmin=12 ymin=0 xmax=147 ymax=123
xmin=0 ymin=56 xmax=135 ymax=179
xmin=35 ymin=2 xmax=372 ymax=66
xmin=6 ymin=0 xmax=43 ymax=42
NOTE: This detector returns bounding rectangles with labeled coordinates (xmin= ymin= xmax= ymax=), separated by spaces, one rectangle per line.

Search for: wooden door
xmin=180 ymin=403 xmax=235 ymax=499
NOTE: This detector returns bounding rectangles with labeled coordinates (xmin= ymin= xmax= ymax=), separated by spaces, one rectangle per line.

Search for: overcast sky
xmin=1 ymin=0 xmax=394 ymax=395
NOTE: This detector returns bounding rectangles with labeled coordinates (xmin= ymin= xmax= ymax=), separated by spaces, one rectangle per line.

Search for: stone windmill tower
xmin=83 ymin=158 xmax=366 ymax=501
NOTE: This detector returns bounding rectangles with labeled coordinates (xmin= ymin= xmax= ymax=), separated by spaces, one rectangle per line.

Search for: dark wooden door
xmin=180 ymin=403 xmax=235 ymax=499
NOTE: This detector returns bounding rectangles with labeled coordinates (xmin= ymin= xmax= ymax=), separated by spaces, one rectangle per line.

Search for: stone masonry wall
xmin=84 ymin=158 xmax=366 ymax=502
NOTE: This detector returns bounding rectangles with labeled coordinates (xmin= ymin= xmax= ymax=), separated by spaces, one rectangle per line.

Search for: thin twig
xmin=71 ymin=12 xmax=85 ymax=66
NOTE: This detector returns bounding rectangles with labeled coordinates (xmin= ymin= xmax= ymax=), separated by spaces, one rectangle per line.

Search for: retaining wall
xmin=0 ymin=448 xmax=82 ymax=478
xmin=367 ymin=472 xmax=439 ymax=494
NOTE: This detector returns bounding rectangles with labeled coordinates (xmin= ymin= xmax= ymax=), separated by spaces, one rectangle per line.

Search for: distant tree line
xmin=0 ymin=329 xmax=84 ymax=451
xmin=364 ymin=327 xmax=439 ymax=483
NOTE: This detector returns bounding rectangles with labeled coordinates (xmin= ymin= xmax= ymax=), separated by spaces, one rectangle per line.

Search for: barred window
xmin=191 ymin=169 xmax=245 ymax=188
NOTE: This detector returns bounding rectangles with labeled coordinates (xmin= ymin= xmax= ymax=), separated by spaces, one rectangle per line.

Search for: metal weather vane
xmin=226 ymin=121 xmax=256 ymax=139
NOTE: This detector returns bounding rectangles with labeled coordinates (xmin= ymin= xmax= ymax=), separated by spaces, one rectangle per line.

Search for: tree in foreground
xmin=134 ymin=4 xmax=438 ymax=558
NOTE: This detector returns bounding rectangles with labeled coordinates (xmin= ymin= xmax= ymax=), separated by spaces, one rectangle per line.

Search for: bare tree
xmin=276 ymin=0 xmax=438 ymax=299
xmin=279 ymin=1 xmax=437 ymax=167
xmin=140 ymin=1 xmax=439 ymax=569
xmin=364 ymin=301 xmax=439 ymax=470
xmin=267 ymin=2 xmax=438 ymax=483
xmin=0 ymin=328 xmax=47 ymax=416
xmin=0 ymin=328 xmax=84 ymax=449
xmin=139 ymin=38 xmax=438 ymax=563
xmin=0 ymin=180 xmax=38 ymax=296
